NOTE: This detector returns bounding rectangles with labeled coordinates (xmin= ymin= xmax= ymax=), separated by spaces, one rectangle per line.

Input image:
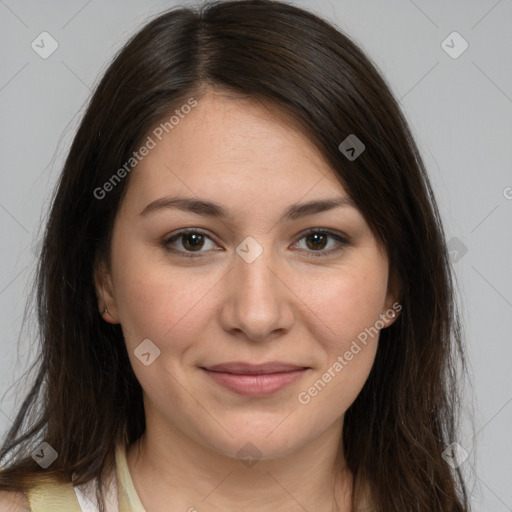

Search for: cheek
xmin=117 ymin=273 xmax=215 ymax=349
xmin=112 ymin=264 xmax=215 ymax=405
xmin=294 ymin=260 xmax=387 ymax=410
xmin=301 ymin=260 xmax=389 ymax=347
xmin=296 ymin=296 xmax=383 ymax=417
xmin=297 ymin=343 xmax=377 ymax=421
xmin=110 ymin=241 xmax=219 ymax=353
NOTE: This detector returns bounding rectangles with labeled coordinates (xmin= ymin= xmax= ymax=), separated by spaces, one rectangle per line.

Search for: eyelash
xmin=161 ymin=228 xmax=349 ymax=259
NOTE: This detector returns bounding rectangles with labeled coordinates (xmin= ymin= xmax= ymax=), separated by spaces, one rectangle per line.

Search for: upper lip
xmin=202 ymin=362 xmax=309 ymax=375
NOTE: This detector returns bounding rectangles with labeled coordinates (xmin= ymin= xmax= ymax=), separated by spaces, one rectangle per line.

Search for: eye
xmin=161 ymin=228 xmax=349 ymax=259
xmin=162 ymin=229 xmax=220 ymax=258
xmin=292 ymin=229 xmax=349 ymax=257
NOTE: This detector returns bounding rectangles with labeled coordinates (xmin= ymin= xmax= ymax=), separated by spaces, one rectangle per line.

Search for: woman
xmin=0 ymin=0 xmax=471 ymax=510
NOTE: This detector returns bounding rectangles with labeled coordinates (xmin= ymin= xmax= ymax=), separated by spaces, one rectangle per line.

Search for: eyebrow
xmin=139 ymin=195 xmax=357 ymax=222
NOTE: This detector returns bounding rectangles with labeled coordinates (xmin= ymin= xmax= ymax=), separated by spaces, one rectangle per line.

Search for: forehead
xmin=122 ymin=92 xmax=349 ymax=214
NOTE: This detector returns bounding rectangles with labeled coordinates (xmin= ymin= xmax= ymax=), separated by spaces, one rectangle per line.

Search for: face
xmin=95 ymin=91 xmax=399 ymax=461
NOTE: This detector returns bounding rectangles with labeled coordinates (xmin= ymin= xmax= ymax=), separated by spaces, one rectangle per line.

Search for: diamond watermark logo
xmin=134 ymin=339 xmax=161 ymax=366
xmin=447 ymin=236 xmax=468 ymax=263
xmin=31 ymin=442 xmax=58 ymax=469
xmin=441 ymin=32 xmax=468 ymax=59
xmin=236 ymin=442 xmax=262 ymax=468
xmin=442 ymin=442 xmax=469 ymax=469
xmin=31 ymin=32 xmax=59 ymax=59
xmin=236 ymin=236 xmax=263 ymax=263
xmin=338 ymin=134 xmax=365 ymax=161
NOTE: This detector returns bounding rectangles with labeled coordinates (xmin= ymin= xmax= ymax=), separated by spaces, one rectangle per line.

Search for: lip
xmin=201 ymin=362 xmax=309 ymax=397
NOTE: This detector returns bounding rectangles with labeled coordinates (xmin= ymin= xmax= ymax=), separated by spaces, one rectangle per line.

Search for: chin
xmin=196 ymin=418 xmax=316 ymax=462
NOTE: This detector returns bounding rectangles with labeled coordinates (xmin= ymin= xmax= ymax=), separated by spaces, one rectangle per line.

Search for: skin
xmin=95 ymin=90 xmax=400 ymax=511
xmin=0 ymin=492 xmax=30 ymax=512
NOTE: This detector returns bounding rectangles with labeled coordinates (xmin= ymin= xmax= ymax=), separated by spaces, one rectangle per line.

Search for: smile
xmin=200 ymin=363 xmax=309 ymax=397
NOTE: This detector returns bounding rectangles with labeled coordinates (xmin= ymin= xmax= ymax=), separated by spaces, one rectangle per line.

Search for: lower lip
xmin=201 ymin=368 xmax=307 ymax=397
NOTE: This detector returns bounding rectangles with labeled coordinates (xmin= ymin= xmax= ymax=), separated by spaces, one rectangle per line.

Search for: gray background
xmin=0 ymin=0 xmax=511 ymax=510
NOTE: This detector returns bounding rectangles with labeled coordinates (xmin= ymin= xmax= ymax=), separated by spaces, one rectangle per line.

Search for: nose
xmin=219 ymin=242 xmax=295 ymax=342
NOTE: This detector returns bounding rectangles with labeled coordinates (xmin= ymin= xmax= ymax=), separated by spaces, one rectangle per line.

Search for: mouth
xmin=200 ymin=362 xmax=310 ymax=397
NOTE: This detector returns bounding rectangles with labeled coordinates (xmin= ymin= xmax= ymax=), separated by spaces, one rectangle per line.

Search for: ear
xmin=93 ymin=256 xmax=119 ymax=324
xmin=382 ymin=269 xmax=402 ymax=328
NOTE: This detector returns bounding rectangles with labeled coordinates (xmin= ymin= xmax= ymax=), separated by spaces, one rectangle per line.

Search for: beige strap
xmin=115 ymin=443 xmax=147 ymax=512
xmin=27 ymin=476 xmax=83 ymax=511
xmin=26 ymin=443 xmax=147 ymax=512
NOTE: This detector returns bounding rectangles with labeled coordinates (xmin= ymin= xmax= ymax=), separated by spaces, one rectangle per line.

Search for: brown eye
xmin=162 ymin=229 xmax=219 ymax=257
xmin=293 ymin=229 xmax=349 ymax=257
xmin=162 ymin=228 xmax=349 ymax=259
xmin=180 ymin=232 xmax=206 ymax=251
xmin=305 ymin=232 xmax=329 ymax=251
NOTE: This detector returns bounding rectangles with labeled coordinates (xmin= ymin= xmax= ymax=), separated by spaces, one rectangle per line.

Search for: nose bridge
xmin=236 ymin=243 xmax=278 ymax=300
xmin=222 ymin=235 xmax=293 ymax=340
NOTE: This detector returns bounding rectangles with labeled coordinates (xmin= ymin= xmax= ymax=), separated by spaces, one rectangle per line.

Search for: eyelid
xmin=162 ymin=228 xmax=220 ymax=258
xmin=291 ymin=228 xmax=350 ymax=258
xmin=161 ymin=227 xmax=350 ymax=258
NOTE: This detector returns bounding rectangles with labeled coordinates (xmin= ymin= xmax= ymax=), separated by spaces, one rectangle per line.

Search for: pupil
xmin=184 ymin=233 xmax=203 ymax=250
xmin=308 ymin=233 xmax=326 ymax=250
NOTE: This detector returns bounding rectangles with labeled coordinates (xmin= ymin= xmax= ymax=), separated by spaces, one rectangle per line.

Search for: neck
xmin=126 ymin=416 xmax=352 ymax=511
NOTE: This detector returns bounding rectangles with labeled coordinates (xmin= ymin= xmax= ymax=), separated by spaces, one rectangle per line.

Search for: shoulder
xmin=2 ymin=474 xmax=81 ymax=512
xmin=0 ymin=491 xmax=30 ymax=512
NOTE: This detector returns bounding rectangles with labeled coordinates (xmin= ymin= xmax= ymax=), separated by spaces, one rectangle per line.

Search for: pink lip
xmin=201 ymin=362 xmax=309 ymax=397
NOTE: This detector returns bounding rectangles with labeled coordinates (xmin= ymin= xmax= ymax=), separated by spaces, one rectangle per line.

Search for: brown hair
xmin=0 ymin=1 xmax=471 ymax=510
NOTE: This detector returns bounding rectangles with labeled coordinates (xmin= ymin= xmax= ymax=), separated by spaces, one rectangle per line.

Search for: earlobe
xmin=93 ymin=260 xmax=119 ymax=324
xmin=380 ymin=304 xmax=400 ymax=329
xmin=383 ymin=270 xmax=402 ymax=327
